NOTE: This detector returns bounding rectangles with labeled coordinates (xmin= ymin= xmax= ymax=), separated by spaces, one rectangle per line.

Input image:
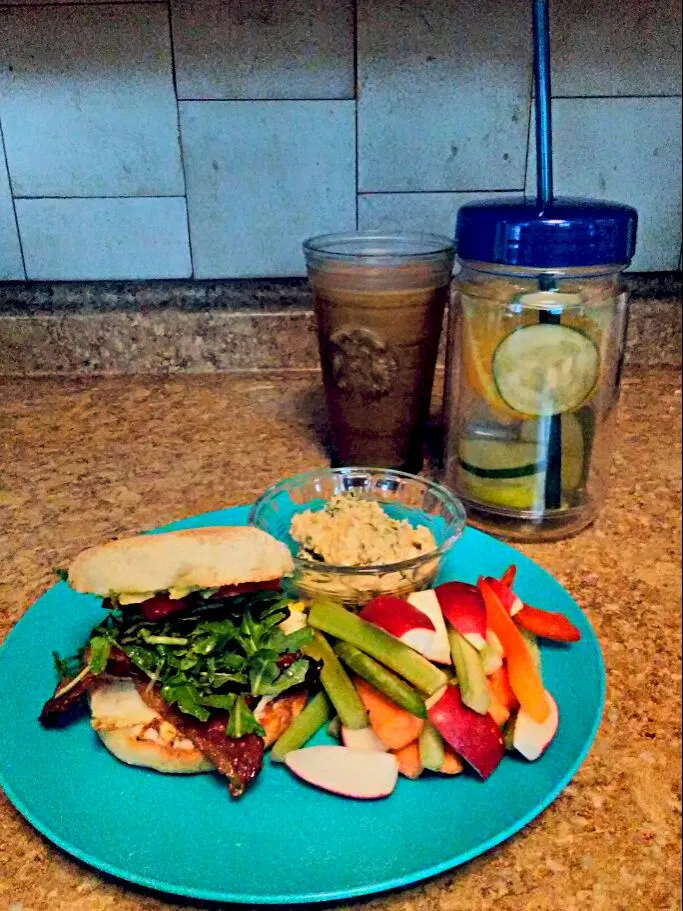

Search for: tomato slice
xmin=139 ymin=579 xmax=282 ymax=622
xmin=215 ymin=580 xmax=282 ymax=599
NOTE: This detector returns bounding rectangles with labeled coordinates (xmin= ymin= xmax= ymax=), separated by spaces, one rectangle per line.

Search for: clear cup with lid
xmin=443 ymin=197 xmax=638 ymax=541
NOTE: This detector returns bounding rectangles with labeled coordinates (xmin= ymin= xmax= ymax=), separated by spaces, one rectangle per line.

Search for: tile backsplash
xmin=0 ymin=0 xmax=681 ymax=281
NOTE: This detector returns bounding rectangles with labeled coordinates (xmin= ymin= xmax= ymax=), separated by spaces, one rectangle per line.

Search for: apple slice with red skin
xmin=426 ymin=684 xmax=505 ymax=780
xmin=360 ymin=595 xmax=435 ymax=638
xmin=512 ymin=691 xmax=559 ymax=760
xmin=359 ymin=594 xmax=444 ymax=660
xmin=435 ymin=581 xmax=488 ymax=651
xmin=406 ymin=590 xmax=452 ymax=664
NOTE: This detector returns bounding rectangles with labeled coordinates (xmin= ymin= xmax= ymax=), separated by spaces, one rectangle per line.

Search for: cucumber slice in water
xmin=459 ymin=439 xmax=545 ymax=480
xmin=493 ymin=324 xmax=600 ymax=416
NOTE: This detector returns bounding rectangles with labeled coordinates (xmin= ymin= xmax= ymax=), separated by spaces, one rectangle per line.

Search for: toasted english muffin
xmin=68 ymin=525 xmax=294 ymax=597
xmin=89 ymin=679 xmax=308 ymax=773
xmin=89 ymin=680 xmax=213 ymax=774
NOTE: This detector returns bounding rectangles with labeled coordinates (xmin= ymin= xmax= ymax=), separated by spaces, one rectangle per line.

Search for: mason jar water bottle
xmin=444 ymin=198 xmax=638 ymax=542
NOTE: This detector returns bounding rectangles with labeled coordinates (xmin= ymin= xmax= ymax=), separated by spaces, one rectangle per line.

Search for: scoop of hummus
xmin=290 ymin=494 xmax=436 ymax=566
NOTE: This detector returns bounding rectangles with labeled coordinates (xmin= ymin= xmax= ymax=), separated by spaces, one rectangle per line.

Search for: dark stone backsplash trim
xmin=0 ymin=272 xmax=679 ymax=315
xmin=0 ymin=278 xmax=312 ymax=315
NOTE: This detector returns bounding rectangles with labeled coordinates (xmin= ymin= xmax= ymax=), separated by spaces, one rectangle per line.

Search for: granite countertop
xmin=0 ymin=368 xmax=681 ymax=911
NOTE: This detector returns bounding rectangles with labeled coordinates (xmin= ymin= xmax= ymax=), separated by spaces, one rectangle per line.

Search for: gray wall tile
xmin=0 ymin=5 xmax=184 ymax=197
xmin=551 ymin=0 xmax=682 ymax=97
xmin=359 ymin=191 xmax=520 ymax=241
xmin=172 ymin=0 xmax=354 ymax=100
xmin=0 ymin=126 xmax=23 ymax=280
xmin=180 ymin=101 xmax=356 ymax=278
xmin=17 ymin=198 xmax=192 ymax=280
xmin=357 ymin=0 xmax=532 ymax=192
xmin=525 ymin=98 xmax=683 ymax=271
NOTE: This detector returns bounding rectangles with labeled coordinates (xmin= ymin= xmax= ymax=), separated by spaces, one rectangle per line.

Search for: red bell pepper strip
xmin=514 ymin=604 xmax=581 ymax=642
xmin=479 ymin=578 xmax=550 ymax=724
xmin=493 ymin=571 xmax=580 ymax=642
xmin=500 ymin=564 xmax=517 ymax=588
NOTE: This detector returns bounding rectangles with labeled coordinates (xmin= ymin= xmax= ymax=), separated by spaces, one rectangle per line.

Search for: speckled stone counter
xmin=0 ymin=368 xmax=680 ymax=911
xmin=0 ymin=276 xmax=680 ymax=375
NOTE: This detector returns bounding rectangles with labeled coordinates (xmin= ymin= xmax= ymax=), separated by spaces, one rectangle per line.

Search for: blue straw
xmin=533 ymin=0 xmax=553 ymax=209
xmin=532 ymin=0 xmax=563 ymax=510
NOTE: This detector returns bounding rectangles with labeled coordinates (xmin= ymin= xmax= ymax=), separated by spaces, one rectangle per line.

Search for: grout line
xmin=166 ymin=0 xmax=195 ymax=278
xmin=353 ymin=0 xmax=359 ymax=228
xmin=176 ymin=96 xmax=356 ymax=104
xmin=358 ymin=188 xmax=524 ymax=196
xmin=14 ymin=194 xmax=188 ymax=201
xmin=551 ymin=93 xmax=682 ymax=100
xmin=0 ymin=115 xmax=27 ymax=279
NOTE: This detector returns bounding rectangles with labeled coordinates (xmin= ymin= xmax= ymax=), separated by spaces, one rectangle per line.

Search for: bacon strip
xmin=137 ymin=685 xmax=264 ymax=797
xmin=39 ymin=648 xmax=136 ymax=727
xmin=39 ymin=669 xmax=94 ymax=726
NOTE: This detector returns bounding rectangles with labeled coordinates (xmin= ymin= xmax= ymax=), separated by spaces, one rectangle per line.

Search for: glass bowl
xmin=248 ymin=467 xmax=467 ymax=607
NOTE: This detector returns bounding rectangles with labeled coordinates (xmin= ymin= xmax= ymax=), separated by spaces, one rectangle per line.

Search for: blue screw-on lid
xmin=455 ymin=197 xmax=638 ymax=268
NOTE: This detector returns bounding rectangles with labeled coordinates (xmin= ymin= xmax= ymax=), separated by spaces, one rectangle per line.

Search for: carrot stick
xmin=488 ymin=665 xmax=519 ymax=712
xmin=479 ymin=578 xmax=550 ymax=723
xmin=440 ymin=746 xmax=464 ymax=775
xmin=514 ymin=604 xmax=581 ymax=642
xmin=354 ymin=677 xmax=424 ymax=751
xmin=487 ymin=690 xmax=510 ymax=728
xmin=393 ymin=740 xmax=424 ymax=779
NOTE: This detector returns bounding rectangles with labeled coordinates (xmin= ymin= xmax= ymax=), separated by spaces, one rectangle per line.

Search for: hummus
xmin=290 ymin=494 xmax=436 ymax=566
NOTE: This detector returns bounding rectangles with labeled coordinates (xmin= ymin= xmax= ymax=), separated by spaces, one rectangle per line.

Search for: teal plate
xmin=0 ymin=506 xmax=605 ymax=905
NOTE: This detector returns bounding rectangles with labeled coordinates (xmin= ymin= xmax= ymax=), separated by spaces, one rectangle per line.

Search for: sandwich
xmin=40 ymin=525 xmax=315 ymax=797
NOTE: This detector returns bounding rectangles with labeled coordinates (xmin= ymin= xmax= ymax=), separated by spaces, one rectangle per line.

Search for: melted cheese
xmin=117 ymin=591 xmax=157 ymax=605
xmin=90 ymin=680 xmax=158 ymax=729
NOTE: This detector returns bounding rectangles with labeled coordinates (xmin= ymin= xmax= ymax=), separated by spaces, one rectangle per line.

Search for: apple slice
xmin=512 ymin=691 xmax=559 ymax=760
xmin=341 ymin=725 xmax=388 ymax=752
xmin=405 ymin=590 xmax=452 ymax=664
xmin=483 ymin=576 xmax=523 ymax=617
xmin=360 ymin=595 xmax=438 ymax=657
xmin=426 ymin=684 xmax=505 ymax=780
xmin=284 ymin=745 xmax=399 ymax=799
xmin=435 ymin=581 xmax=487 ymax=650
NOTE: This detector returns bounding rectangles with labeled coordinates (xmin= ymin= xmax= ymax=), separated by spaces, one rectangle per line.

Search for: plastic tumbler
xmin=303 ymin=232 xmax=455 ymax=473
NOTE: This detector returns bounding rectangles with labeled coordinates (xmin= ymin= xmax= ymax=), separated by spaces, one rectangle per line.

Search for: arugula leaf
xmin=161 ymin=681 xmax=210 ymax=722
xmin=197 ymin=618 xmax=237 ymax=637
xmin=198 ymin=588 xmax=219 ymax=600
xmin=248 ymin=649 xmax=281 ymax=696
xmin=214 ymin=652 xmax=245 ymax=671
xmin=260 ymin=658 xmax=310 ymax=697
xmin=268 ymin=626 xmax=313 ymax=653
xmin=226 ymin=695 xmax=265 ymax=738
xmin=54 ymin=567 xmax=69 ymax=583
xmin=198 ymin=693 xmax=236 ymax=711
xmin=89 ymin=636 xmax=112 ymax=674
xmin=52 ymin=649 xmax=83 ymax=681
xmin=124 ymin=644 xmax=160 ymax=674
xmin=191 ymin=634 xmax=219 ymax=655
xmin=207 ymin=671 xmax=249 ymax=687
